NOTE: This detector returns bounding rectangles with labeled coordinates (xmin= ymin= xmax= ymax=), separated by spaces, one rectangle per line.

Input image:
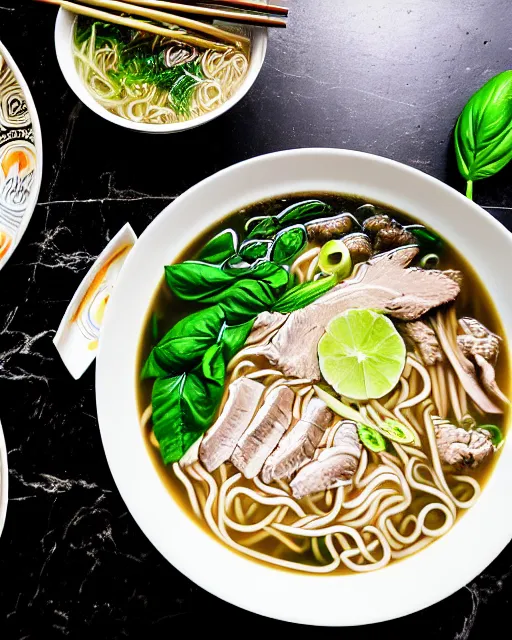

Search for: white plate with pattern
xmin=0 ymin=41 xmax=43 ymax=271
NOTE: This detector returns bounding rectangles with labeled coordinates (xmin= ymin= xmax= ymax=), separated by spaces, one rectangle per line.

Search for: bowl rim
xmin=0 ymin=418 xmax=7 ymax=537
xmin=54 ymin=8 xmax=268 ymax=134
xmin=0 ymin=40 xmax=44 ymax=270
xmin=96 ymin=148 xmax=512 ymax=626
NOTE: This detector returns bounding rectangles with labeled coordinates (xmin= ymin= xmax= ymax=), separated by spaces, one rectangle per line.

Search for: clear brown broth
xmin=136 ymin=192 xmax=510 ymax=572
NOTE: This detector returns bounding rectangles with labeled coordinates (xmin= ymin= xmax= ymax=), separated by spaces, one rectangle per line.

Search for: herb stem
xmin=466 ymin=180 xmax=473 ymax=200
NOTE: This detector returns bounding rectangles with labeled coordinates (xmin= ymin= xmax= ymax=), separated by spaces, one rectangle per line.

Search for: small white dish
xmin=54 ymin=223 xmax=137 ymax=379
xmin=96 ymin=149 xmax=512 ymax=626
xmin=0 ymin=418 xmax=8 ymax=537
xmin=54 ymin=8 xmax=267 ymax=133
xmin=0 ymin=41 xmax=43 ymax=271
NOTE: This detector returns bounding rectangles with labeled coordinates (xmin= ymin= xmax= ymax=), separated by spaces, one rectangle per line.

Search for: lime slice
xmin=318 ymin=309 xmax=406 ymax=400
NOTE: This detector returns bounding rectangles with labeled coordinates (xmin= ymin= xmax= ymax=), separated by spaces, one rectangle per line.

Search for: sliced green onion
xmin=358 ymin=424 xmax=387 ymax=452
xmin=420 ymin=253 xmax=440 ymax=269
xmin=318 ymin=239 xmax=352 ymax=278
xmin=314 ymin=386 xmax=365 ymax=424
xmin=375 ymin=418 xmax=415 ymax=444
xmin=478 ymin=424 xmax=503 ymax=446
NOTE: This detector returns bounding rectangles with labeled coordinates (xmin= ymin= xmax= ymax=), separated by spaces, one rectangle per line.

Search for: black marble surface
xmin=0 ymin=0 xmax=511 ymax=637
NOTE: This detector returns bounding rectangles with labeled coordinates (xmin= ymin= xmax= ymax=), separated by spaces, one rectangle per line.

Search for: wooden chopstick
xmin=37 ymin=0 xmax=233 ymax=50
xmin=125 ymin=0 xmax=287 ymax=26
xmin=69 ymin=0 xmax=252 ymax=47
xmin=199 ymin=0 xmax=288 ymax=16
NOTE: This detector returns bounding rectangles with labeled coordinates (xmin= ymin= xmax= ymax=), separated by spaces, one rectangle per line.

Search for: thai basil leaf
xmin=222 ymin=255 xmax=253 ymax=273
xmin=220 ymin=319 xmax=255 ymax=361
xmin=239 ymin=239 xmax=272 ymax=262
xmin=454 ymin=70 xmax=512 ymax=199
xmin=198 ymin=229 xmax=238 ymax=264
xmin=141 ymin=306 xmax=224 ymax=379
xmin=276 ymin=200 xmax=332 ymax=225
xmin=152 ymin=343 xmax=225 ymax=464
xmin=165 ymin=260 xmax=287 ymax=303
xmin=270 ymin=225 xmax=307 ymax=265
xmin=246 ymin=216 xmax=279 ymax=239
xmin=272 ymin=274 xmax=337 ymax=313
xmin=220 ymin=280 xmax=282 ymax=324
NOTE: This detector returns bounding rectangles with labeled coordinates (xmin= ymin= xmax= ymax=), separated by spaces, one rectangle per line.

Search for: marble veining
xmin=0 ymin=0 xmax=511 ymax=637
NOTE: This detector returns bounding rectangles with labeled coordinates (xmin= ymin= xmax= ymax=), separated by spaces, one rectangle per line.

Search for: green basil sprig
xmin=165 ymin=260 xmax=288 ymax=303
xmin=152 ymin=344 xmax=226 ymax=464
xmin=198 ymin=228 xmax=238 ymax=264
xmin=455 ymin=70 xmax=512 ymax=199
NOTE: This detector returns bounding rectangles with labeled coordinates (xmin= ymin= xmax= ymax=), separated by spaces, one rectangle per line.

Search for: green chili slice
xmin=357 ymin=424 xmax=387 ymax=452
xmin=318 ymin=239 xmax=352 ymax=278
xmin=375 ymin=418 xmax=415 ymax=444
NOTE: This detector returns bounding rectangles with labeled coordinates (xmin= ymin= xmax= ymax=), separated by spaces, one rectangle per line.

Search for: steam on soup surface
xmin=138 ymin=194 xmax=509 ymax=575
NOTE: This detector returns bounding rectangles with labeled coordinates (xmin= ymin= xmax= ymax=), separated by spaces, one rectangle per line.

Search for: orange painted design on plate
xmin=93 ymin=294 xmax=110 ymax=325
xmin=71 ymin=245 xmax=131 ymax=324
xmin=0 ymin=229 xmax=12 ymax=259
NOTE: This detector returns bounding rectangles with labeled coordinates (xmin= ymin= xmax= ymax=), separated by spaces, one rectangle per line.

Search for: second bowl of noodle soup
xmin=55 ymin=8 xmax=267 ymax=133
xmin=96 ymin=149 xmax=512 ymax=626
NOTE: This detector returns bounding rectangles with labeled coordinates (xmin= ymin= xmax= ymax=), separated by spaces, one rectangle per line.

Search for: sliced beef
xmin=231 ymin=385 xmax=294 ymax=479
xmin=342 ymin=232 xmax=372 ymax=264
xmin=261 ymin=398 xmax=334 ymax=483
xmin=433 ymin=417 xmax=494 ymax=469
xmin=290 ymin=421 xmax=362 ymax=499
xmin=199 ymin=377 xmax=265 ymax=472
xmin=373 ymin=226 xmax=416 ymax=253
xmin=362 ymin=214 xmax=397 ymax=237
xmin=247 ymin=246 xmax=461 ymax=381
xmin=433 ymin=316 xmax=502 ymax=415
xmin=474 ymin=354 xmax=509 ymax=406
xmin=399 ymin=320 xmax=443 ymax=366
xmin=306 ymin=213 xmax=355 ymax=243
xmin=458 ymin=317 xmax=500 ymax=365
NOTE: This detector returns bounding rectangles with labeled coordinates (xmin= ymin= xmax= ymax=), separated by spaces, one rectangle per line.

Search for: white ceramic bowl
xmin=0 ymin=419 xmax=8 ymax=537
xmin=96 ymin=149 xmax=512 ymax=626
xmin=54 ymin=8 xmax=267 ymax=133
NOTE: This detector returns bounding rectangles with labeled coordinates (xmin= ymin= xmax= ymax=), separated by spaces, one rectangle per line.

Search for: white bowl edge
xmin=54 ymin=8 xmax=268 ymax=133
xmin=0 ymin=40 xmax=43 ymax=268
xmin=96 ymin=148 xmax=512 ymax=626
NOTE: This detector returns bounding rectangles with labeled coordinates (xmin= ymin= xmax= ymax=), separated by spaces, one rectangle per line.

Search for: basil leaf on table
xmin=165 ymin=260 xmax=289 ymax=303
xmin=270 ymin=225 xmax=307 ymax=265
xmin=198 ymin=228 xmax=238 ymax=264
xmin=272 ymin=274 xmax=337 ymax=313
xmin=152 ymin=343 xmax=226 ymax=464
xmin=454 ymin=70 xmax=512 ymax=199
xmin=141 ymin=306 xmax=224 ymax=379
xmin=276 ymin=200 xmax=332 ymax=225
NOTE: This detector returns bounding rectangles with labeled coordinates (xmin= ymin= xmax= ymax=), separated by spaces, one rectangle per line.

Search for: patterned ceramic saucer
xmin=0 ymin=41 xmax=43 ymax=271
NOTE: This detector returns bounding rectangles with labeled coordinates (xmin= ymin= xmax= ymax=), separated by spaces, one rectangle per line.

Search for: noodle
xmin=74 ymin=21 xmax=251 ymax=125
xmin=144 ymin=199 xmax=504 ymax=577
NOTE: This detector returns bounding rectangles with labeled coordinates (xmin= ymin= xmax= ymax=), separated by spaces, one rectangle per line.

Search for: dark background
xmin=0 ymin=0 xmax=511 ymax=637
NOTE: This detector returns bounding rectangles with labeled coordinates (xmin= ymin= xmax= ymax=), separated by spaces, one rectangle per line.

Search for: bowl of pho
xmin=55 ymin=8 xmax=267 ymax=133
xmin=96 ymin=148 xmax=512 ymax=626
